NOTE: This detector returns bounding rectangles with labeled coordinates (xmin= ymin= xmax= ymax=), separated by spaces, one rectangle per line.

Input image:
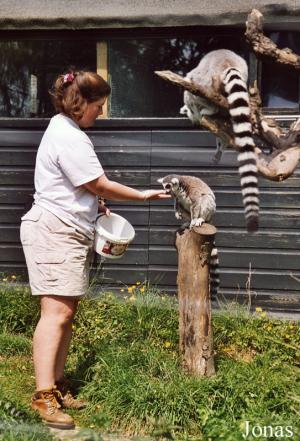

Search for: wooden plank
xmin=151 ymin=147 xmax=238 ymax=167
xmin=0 ymin=226 xmax=149 ymax=245
xmin=0 ymin=130 xmax=151 ymax=148
xmin=151 ymin=189 xmax=300 ymax=209
xmin=0 ymin=169 xmax=34 ymax=185
xmin=151 ymin=130 xmax=216 ymax=147
xmin=149 ymin=227 xmax=300 ymax=249
xmin=0 ymin=131 xmax=43 ymax=146
xmin=90 ymin=265 xmax=147 ymax=285
xmin=105 ymin=207 xmax=149 ymax=226
xmin=0 ymin=188 xmax=34 ymax=204
xmin=148 ymin=246 xmax=300 ymax=270
xmin=90 ymin=131 xmax=151 ymax=147
xmin=151 ymin=168 xmax=300 ymax=188
xmin=148 ymin=266 xmax=300 ymax=290
xmin=0 ymin=150 xmax=37 ymax=165
xmin=105 ymin=169 xmax=150 ymax=186
xmin=149 ymin=207 xmax=300 ymax=229
xmin=7 ymin=246 xmax=148 ymax=265
xmin=96 ymin=147 xmax=150 ymax=167
xmin=0 ymin=206 xmax=27 ymax=223
xmin=0 ymin=148 xmax=151 ymax=168
xmin=0 ymin=168 xmax=149 ymax=186
xmin=0 ymin=205 xmax=149 ymax=225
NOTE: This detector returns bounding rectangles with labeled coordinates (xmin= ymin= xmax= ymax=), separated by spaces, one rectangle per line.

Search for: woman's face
xmin=77 ymin=97 xmax=107 ymax=128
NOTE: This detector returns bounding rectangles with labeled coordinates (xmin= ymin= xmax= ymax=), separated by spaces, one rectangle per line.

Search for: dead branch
xmin=255 ymin=146 xmax=300 ymax=181
xmin=245 ymin=9 xmax=300 ymax=70
xmin=154 ymin=70 xmax=228 ymax=110
xmin=201 ymin=116 xmax=300 ymax=181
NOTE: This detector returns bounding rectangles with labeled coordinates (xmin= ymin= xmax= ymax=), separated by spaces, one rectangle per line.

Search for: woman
xmin=20 ymin=70 xmax=169 ymax=429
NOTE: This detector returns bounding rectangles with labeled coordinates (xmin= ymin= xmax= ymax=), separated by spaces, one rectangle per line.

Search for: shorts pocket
xmin=21 ymin=205 xmax=43 ymax=222
xmin=34 ymin=252 xmax=66 ymax=282
xmin=20 ymin=206 xmax=43 ymax=246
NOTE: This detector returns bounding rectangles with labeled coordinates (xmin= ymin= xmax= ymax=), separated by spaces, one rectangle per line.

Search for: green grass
xmin=0 ymin=281 xmax=299 ymax=440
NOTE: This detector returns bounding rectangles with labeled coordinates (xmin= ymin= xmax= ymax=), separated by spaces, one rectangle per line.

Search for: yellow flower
xmin=261 ymin=312 xmax=267 ymax=318
xmin=11 ymin=275 xmax=16 ymax=280
xmin=140 ymin=287 xmax=145 ymax=293
xmin=2 ymin=278 xmax=7 ymax=282
xmin=267 ymin=326 xmax=272 ymax=332
xmin=164 ymin=342 xmax=171 ymax=348
xmin=131 ymin=285 xmax=136 ymax=289
xmin=121 ymin=289 xmax=124 ymax=292
xmin=129 ymin=295 xmax=136 ymax=301
xmin=128 ymin=287 xmax=133 ymax=293
xmin=255 ymin=307 xmax=263 ymax=313
xmin=136 ymin=281 xmax=141 ymax=285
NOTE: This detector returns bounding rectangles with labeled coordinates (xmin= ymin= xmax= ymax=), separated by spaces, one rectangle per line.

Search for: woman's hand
xmin=98 ymin=198 xmax=111 ymax=216
xmin=142 ymin=189 xmax=171 ymax=201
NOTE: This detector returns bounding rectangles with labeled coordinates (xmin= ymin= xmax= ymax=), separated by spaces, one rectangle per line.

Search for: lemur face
xmin=157 ymin=176 xmax=180 ymax=194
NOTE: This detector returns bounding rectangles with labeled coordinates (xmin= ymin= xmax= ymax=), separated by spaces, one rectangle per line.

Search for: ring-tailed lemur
xmin=180 ymin=49 xmax=259 ymax=233
xmin=157 ymin=174 xmax=219 ymax=298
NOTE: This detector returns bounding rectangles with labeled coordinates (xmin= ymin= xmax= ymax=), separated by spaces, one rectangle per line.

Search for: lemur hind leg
xmin=213 ymin=137 xmax=225 ymax=164
xmin=190 ymin=203 xmax=205 ymax=228
xmin=176 ymin=221 xmax=190 ymax=236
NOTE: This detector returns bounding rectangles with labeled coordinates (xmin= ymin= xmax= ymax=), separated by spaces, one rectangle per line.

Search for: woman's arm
xmin=82 ymin=174 xmax=170 ymax=201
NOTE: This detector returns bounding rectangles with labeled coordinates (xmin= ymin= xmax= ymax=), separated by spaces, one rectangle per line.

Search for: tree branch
xmin=245 ymin=9 xmax=300 ymax=69
xmin=154 ymin=70 xmax=228 ymax=110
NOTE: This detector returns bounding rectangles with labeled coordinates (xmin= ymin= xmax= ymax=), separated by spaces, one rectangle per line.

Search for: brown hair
xmin=50 ymin=70 xmax=111 ymax=121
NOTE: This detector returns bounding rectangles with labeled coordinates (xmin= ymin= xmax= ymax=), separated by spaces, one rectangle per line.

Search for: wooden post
xmin=176 ymin=223 xmax=217 ymax=377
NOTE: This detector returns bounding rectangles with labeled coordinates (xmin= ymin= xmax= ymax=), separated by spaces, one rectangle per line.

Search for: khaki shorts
xmin=20 ymin=205 xmax=94 ymax=297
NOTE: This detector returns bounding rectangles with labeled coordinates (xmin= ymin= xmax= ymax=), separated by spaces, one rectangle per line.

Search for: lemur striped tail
xmin=222 ymin=67 xmax=259 ymax=232
xmin=210 ymin=245 xmax=219 ymax=299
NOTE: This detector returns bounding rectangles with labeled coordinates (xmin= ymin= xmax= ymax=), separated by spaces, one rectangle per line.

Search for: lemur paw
xmin=190 ymin=217 xmax=205 ymax=228
xmin=175 ymin=211 xmax=183 ymax=220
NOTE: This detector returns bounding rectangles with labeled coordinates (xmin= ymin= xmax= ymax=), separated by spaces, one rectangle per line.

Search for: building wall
xmin=0 ymin=123 xmax=299 ymax=315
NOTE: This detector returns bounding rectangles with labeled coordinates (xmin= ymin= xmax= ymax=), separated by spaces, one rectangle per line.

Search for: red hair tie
xmin=63 ymin=73 xmax=74 ymax=84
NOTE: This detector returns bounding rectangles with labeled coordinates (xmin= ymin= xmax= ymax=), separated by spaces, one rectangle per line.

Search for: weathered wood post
xmin=176 ymin=223 xmax=217 ymax=377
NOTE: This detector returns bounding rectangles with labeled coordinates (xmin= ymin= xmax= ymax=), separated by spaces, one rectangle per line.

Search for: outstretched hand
xmin=142 ymin=189 xmax=172 ymax=201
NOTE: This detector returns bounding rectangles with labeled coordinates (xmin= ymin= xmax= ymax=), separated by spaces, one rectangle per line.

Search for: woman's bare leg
xmin=54 ymin=298 xmax=80 ymax=382
xmin=33 ymin=295 xmax=78 ymax=391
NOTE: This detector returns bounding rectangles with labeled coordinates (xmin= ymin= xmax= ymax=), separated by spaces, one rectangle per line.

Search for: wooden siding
xmin=0 ymin=126 xmax=299 ymax=315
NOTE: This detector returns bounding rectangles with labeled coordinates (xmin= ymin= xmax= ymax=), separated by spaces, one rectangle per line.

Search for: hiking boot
xmin=55 ymin=378 xmax=88 ymax=410
xmin=31 ymin=386 xmax=75 ymax=429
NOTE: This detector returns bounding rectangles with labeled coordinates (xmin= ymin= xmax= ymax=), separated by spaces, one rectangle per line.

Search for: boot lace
xmin=43 ymin=390 xmax=62 ymax=414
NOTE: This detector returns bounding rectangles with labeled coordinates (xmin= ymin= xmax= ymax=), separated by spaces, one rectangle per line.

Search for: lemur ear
xmin=171 ymin=178 xmax=179 ymax=185
xmin=157 ymin=178 xmax=163 ymax=184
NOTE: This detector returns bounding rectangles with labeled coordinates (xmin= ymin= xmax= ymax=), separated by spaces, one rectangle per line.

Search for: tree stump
xmin=176 ymin=223 xmax=217 ymax=377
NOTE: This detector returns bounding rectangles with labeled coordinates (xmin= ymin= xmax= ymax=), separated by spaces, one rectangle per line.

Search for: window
xmin=261 ymin=32 xmax=300 ymax=110
xmin=108 ymin=35 xmax=248 ymax=117
xmin=0 ymin=40 xmax=96 ymax=118
xmin=0 ymin=31 xmax=298 ymax=119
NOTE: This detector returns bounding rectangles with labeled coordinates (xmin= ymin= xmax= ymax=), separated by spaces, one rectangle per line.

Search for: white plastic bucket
xmin=94 ymin=213 xmax=135 ymax=259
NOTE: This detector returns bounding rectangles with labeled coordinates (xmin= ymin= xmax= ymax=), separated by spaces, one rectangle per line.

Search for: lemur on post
xmin=158 ymin=174 xmax=219 ymax=298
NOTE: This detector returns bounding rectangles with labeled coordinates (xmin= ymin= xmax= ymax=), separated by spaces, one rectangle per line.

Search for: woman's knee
xmin=40 ymin=295 xmax=78 ymax=326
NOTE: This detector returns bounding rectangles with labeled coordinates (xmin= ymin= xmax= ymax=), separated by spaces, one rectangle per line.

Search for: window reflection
xmin=261 ymin=32 xmax=300 ymax=109
xmin=109 ymin=35 xmax=247 ymax=117
xmin=0 ymin=41 xmax=96 ymax=117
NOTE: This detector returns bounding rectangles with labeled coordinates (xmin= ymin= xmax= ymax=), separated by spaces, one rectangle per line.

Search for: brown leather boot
xmin=31 ymin=386 xmax=75 ymax=429
xmin=55 ymin=378 xmax=88 ymax=410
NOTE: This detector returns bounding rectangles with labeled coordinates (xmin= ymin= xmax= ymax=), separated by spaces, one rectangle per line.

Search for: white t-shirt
xmin=33 ymin=113 xmax=104 ymax=239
